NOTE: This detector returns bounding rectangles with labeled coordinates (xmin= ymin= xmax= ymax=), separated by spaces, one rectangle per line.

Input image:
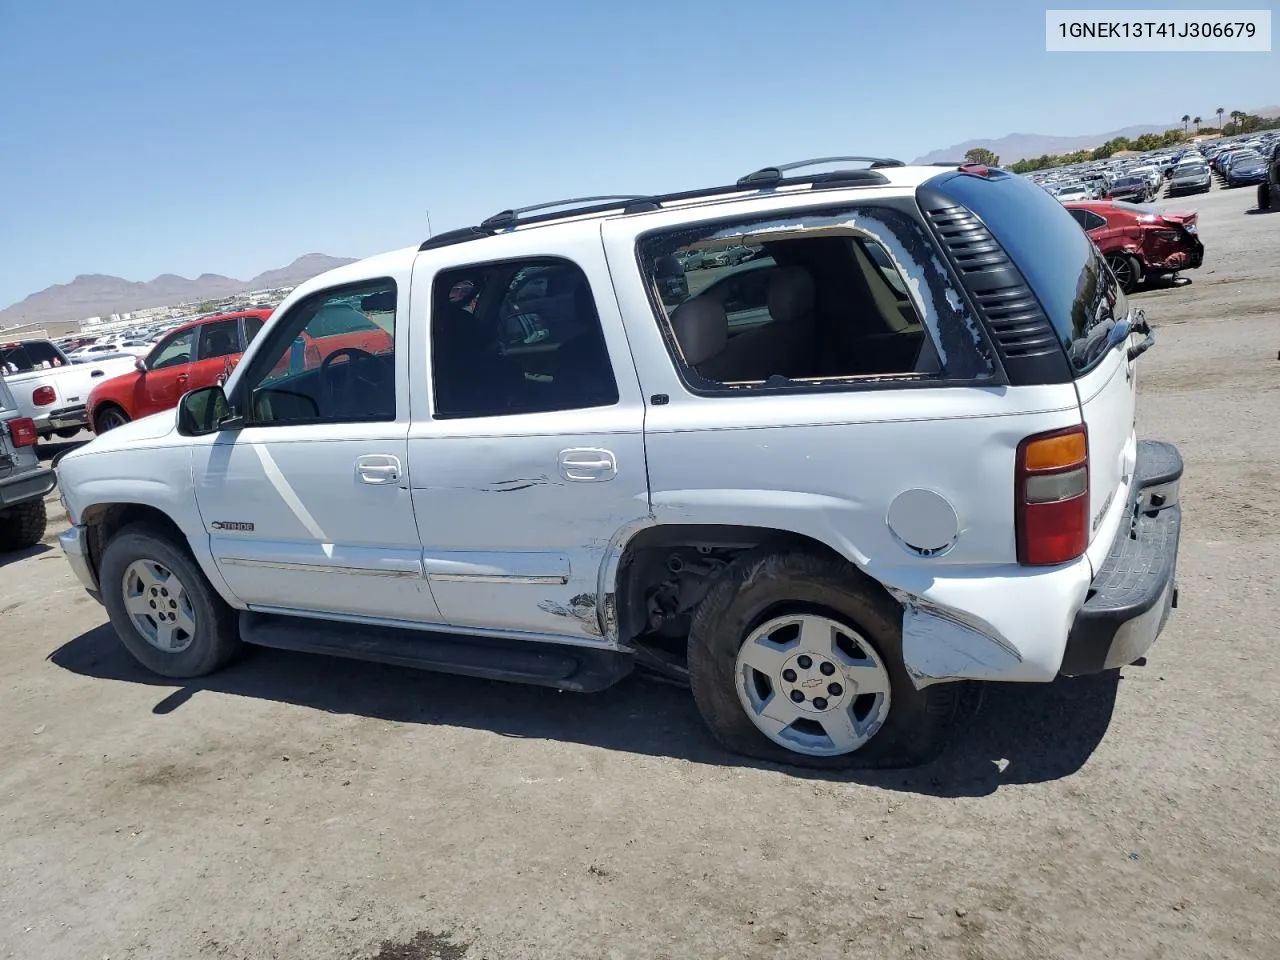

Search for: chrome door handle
xmin=559 ymin=448 xmax=616 ymax=482
xmin=356 ymin=454 xmax=402 ymax=485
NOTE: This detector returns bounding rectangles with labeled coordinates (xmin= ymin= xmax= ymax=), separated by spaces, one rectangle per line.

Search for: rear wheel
xmin=99 ymin=524 xmax=241 ymax=677
xmin=687 ymin=550 xmax=958 ymax=769
xmin=0 ymin=500 xmax=48 ymax=552
xmin=94 ymin=405 xmax=130 ymax=433
xmin=54 ymin=427 xmax=80 ymax=439
xmin=1106 ymin=254 xmax=1142 ymax=293
xmin=1260 ymin=182 xmax=1272 ymax=210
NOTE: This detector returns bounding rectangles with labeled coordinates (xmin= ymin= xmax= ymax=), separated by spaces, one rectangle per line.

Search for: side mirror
xmin=176 ymin=385 xmax=239 ymax=436
xmin=135 ymin=357 xmax=147 ymax=373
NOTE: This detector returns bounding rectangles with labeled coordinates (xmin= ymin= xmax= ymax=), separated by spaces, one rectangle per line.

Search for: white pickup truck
xmin=54 ymin=159 xmax=1183 ymax=768
xmin=0 ymin=339 xmax=136 ymax=440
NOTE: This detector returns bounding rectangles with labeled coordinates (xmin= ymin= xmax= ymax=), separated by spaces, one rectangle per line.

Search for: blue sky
xmin=0 ymin=0 xmax=1272 ymax=309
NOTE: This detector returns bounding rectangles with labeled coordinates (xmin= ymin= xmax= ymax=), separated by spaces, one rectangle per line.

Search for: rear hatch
xmin=919 ymin=168 xmax=1144 ymax=572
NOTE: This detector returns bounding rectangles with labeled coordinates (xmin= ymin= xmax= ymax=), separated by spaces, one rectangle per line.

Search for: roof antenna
xmin=425 ymin=209 xmax=434 ymax=238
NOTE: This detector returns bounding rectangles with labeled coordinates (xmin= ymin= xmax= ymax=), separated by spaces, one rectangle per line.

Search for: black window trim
xmin=632 ymin=198 xmax=1004 ymax=400
xmin=228 ymin=277 xmax=399 ymax=428
xmin=428 ymin=253 xmax=621 ymax=421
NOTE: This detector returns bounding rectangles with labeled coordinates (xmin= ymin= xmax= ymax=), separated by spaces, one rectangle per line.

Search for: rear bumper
xmin=36 ymin=404 xmax=88 ymax=432
xmin=1058 ymin=440 xmax=1183 ymax=676
xmin=0 ymin=466 xmax=56 ymax=508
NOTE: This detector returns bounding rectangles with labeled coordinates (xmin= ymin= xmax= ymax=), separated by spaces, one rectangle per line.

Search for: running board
xmin=237 ymin=612 xmax=633 ymax=693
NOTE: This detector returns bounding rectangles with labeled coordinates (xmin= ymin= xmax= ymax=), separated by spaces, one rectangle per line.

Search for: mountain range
xmin=0 ymin=253 xmax=356 ymax=327
xmin=913 ymin=105 xmax=1280 ymax=165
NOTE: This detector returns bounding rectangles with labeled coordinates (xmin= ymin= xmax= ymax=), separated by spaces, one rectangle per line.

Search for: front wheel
xmin=94 ymin=405 xmax=130 ymax=433
xmin=99 ymin=524 xmax=241 ymax=677
xmin=1107 ymin=254 xmax=1142 ymax=293
xmin=687 ymin=550 xmax=958 ymax=769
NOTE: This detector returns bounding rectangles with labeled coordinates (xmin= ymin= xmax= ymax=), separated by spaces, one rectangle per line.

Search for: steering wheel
xmin=319 ymin=347 xmax=384 ymax=406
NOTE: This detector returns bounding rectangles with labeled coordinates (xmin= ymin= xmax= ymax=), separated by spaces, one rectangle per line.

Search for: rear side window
xmin=930 ymin=171 xmax=1125 ymax=375
xmin=638 ymin=204 xmax=995 ymax=393
xmin=1 ymin=341 xmax=64 ymax=373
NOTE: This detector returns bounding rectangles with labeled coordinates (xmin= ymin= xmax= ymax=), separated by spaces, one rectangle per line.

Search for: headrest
xmin=767 ymin=266 xmax=816 ymax=323
xmin=669 ymin=297 xmax=727 ymax=366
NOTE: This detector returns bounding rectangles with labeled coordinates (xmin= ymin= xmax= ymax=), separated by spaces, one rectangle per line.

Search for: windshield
xmin=1115 ymin=176 xmax=1144 ymax=187
xmin=1112 ymin=201 xmax=1159 ymax=215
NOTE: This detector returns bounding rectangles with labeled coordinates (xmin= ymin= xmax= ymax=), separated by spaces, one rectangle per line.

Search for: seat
xmin=544 ymin=285 xmax=618 ymax=408
xmin=432 ymin=303 xmax=525 ymax=416
xmin=670 ymin=267 xmax=819 ymax=383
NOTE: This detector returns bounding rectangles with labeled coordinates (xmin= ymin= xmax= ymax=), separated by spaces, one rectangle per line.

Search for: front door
xmin=190 ymin=276 xmax=441 ymax=623
xmin=406 ymin=246 xmax=649 ymax=643
xmin=189 ymin=317 xmax=244 ymax=391
xmin=143 ymin=326 xmax=198 ymax=414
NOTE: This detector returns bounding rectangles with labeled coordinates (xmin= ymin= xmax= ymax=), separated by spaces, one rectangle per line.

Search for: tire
xmin=0 ymin=499 xmax=48 ymax=552
xmin=94 ymin=405 xmax=130 ymax=433
xmin=54 ymin=427 xmax=80 ymax=440
xmin=687 ymin=550 xmax=958 ymax=769
xmin=1107 ymin=254 xmax=1142 ymax=294
xmin=1260 ymin=182 xmax=1272 ymax=210
xmin=99 ymin=523 xmax=241 ymax=677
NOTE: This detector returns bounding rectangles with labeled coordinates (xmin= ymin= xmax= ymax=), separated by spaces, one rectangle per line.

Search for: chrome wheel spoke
xmin=734 ymin=612 xmax=893 ymax=759
xmin=737 ymin=634 xmax=792 ymax=677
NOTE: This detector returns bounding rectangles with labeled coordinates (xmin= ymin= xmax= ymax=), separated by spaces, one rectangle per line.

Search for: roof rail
xmin=479 ymin=195 xmax=650 ymax=231
xmin=737 ymin=156 xmax=904 ymax=185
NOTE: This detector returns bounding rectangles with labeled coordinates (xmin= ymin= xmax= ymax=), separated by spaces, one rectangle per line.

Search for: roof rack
xmin=479 ymin=195 xmax=651 ymax=231
xmin=737 ymin=156 xmax=904 ymax=185
xmin=417 ymin=159 xmax=911 ymax=253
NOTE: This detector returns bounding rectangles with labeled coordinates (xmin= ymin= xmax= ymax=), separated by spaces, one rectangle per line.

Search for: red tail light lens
xmin=8 ymin=417 xmax=38 ymax=447
xmin=1016 ymin=425 xmax=1089 ymax=566
xmin=32 ymin=386 xmax=56 ymax=406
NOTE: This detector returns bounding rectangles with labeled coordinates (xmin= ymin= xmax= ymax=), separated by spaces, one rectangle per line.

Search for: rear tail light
xmin=32 ymin=386 xmax=56 ymax=406
xmin=1016 ymin=425 xmax=1089 ymax=566
xmin=8 ymin=417 xmax=38 ymax=447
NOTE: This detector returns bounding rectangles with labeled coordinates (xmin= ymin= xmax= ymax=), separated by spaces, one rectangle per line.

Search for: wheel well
xmin=80 ymin=503 xmax=188 ymax=581
xmin=614 ymin=524 xmax=886 ymax=647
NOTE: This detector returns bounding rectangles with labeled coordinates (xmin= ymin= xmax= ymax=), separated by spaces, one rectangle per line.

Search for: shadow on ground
xmin=49 ymin=623 xmax=1120 ymax=798
xmin=0 ymin=541 xmax=51 ymax=569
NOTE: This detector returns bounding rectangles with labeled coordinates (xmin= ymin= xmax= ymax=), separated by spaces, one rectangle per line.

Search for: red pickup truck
xmin=87 ymin=305 xmax=392 ymax=432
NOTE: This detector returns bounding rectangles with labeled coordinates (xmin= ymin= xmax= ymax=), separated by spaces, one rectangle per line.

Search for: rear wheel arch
xmin=608 ymin=523 xmax=894 ymax=646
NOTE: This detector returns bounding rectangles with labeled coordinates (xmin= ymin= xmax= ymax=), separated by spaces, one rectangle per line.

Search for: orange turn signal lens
xmin=1022 ymin=431 xmax=1087 ymax=471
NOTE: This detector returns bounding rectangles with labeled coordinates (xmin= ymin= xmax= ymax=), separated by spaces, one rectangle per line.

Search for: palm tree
xmin=1193 ymin=116 xmax=1201 ymax=133
xmin=1181 ymin=114 xmax=1191 ymax=133
xmin=1230 ymin=110 xmax=1243 ymax=133
xmin=1216 ymin=106 xmax=1225 ymax=130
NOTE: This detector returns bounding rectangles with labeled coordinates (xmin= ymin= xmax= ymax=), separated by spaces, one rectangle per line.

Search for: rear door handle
xmin=356 ymin=454 xmax=402 ymax=485
xmin=559 ymin=448 xmax=617 ymax=482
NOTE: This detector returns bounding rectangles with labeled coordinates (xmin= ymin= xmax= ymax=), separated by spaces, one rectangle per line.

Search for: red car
xmin=87 ymin=305 xmax=392 ymax=432
xmin=1064 ymin=200 xmax=1204 ymax=293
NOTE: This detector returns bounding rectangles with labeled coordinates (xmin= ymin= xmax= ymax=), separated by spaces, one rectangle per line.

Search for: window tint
xmin=196 ymin=319 xmax=241 ymax=360
xmin=150 ymin=329 xmax=196 ymax=369
xmin=235 ymin=281 xmax=397 ymax=425
xmin=932 ymin=171 xmax=1124 ymax=375
xmin=1085 ymin=211 xmax=1107 ymax=231
xmin=243 ymin=315 xmax=265 ymax=344
xmin=0 ymin=341 xmax=65 ymax=373
xmin=639 ymin=210 xmax=948 ymax=389
xmin=431 ymin=257 xmax=619 ymax=418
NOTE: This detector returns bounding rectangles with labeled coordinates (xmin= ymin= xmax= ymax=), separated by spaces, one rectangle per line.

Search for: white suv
xmin=55 ymin=159 xmax=1182 ymax=768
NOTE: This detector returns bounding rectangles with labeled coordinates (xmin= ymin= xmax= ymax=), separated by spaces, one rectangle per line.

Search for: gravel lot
xmin=2 ymin=180 xmax=1277 ymax=960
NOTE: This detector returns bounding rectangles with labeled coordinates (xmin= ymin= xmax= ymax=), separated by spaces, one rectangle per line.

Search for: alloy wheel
xmin=735 ymin=613 xmax=892 ymax=757
xmin=121 ymin=559 xmax=198 ymax=653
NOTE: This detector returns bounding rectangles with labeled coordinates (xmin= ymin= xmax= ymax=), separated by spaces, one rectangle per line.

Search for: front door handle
xmin=357 ymin=454 xmax=402 ymax=485
xmin=559 ymin=448 xmax=617 ymax=482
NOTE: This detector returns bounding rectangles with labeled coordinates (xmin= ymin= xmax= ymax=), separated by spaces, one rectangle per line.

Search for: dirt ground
xmin=2 ymin=180 xmax=1278 ymax=960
